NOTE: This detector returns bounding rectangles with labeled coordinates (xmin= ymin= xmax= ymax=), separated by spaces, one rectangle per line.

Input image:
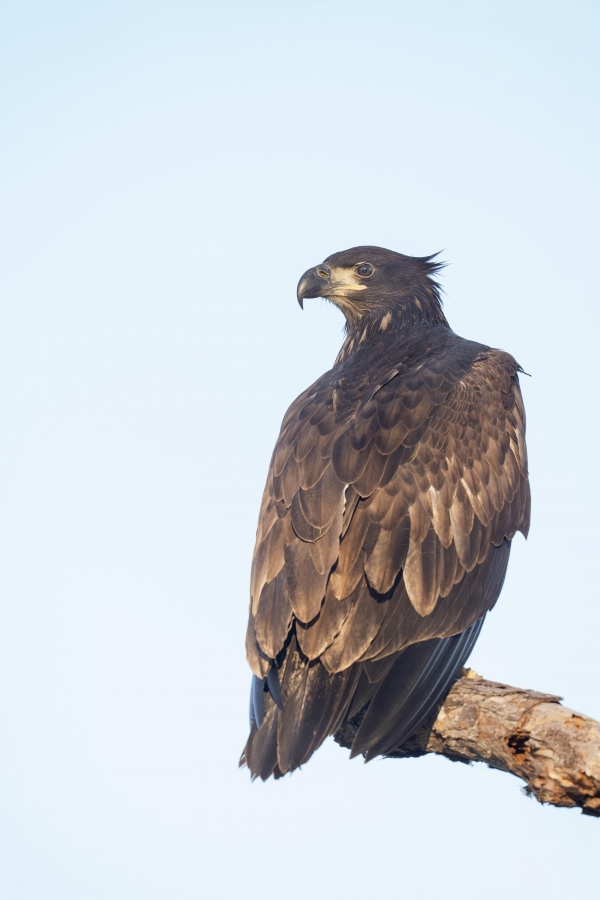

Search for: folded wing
xmin=243 ymin=341 xmax=530 ymax=777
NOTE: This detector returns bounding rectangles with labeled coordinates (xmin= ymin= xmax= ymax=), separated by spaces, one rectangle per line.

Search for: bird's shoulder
xmin=276 ymin=327 xmax=487 ymax=439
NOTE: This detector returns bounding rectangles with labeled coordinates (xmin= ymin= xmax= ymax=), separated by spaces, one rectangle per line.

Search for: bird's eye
xmin=356 ymin=263 xmax=374 ymax=278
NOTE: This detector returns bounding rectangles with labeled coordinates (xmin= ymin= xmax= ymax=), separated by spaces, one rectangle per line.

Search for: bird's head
xmin=297 ymin=246 xmax=447 ymax=331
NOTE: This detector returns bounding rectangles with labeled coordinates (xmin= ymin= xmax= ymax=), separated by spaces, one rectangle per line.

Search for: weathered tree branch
xmin=334 ymin=671 xmax=600 ymax=816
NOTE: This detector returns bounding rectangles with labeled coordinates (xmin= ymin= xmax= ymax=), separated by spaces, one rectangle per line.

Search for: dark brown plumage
xmin=242 ymin=246 xmax=530 ymax=780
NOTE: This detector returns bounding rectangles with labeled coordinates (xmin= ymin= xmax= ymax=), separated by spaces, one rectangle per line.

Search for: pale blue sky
xmin=1 ymin=1 xmax=599 ymax=897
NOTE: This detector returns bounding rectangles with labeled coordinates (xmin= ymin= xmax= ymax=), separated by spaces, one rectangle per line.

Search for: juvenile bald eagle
xmin=242 ymin=246 xmax=530 ymax=780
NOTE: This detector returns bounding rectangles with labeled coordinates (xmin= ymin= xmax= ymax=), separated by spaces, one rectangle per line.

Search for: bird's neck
xmin=334 ymin=298 xmax=449 ymax=366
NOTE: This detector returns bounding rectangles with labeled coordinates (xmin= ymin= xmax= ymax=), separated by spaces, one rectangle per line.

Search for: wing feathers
xmin=244 ymin=330 xmax=530 ymax=778
xmin=296 ymin=582 xmax=356 ymax=660
xmin=364 ymin=519 xmax=410 ymax=594
xmin=320 ymin=579 xmax=387 ymax=673
xmin=297 ymin=466 xmax=345 ymax=529
xmin=283 ymin=541 xmax=328 ymax=624
xmin=403 ymin=525 xmax=445 ymax=615
xmin=308 ymin=510 xmax=343 ymax=575
xmin=351 ymin=618 xmax=484 ymax=760
xmin=329 ymin=511 xmax=370 ymax=599
xmin=254 ymin=570 xmax=293 ymax=660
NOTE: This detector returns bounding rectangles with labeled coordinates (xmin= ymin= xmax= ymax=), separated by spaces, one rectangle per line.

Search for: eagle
xmin=242 ymin=246 xmax=530 ymax=780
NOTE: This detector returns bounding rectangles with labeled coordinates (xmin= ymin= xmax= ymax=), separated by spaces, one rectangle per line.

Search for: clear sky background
xmin=1 ymin=1 xmax=599 ymax=897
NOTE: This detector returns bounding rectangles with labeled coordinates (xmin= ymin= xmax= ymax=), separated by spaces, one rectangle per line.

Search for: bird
xmin=241 ymin=245 xmax=530 ymax=780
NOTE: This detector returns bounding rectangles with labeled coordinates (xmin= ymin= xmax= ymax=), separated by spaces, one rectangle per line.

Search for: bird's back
xmin=243 ymin=250 xmax=530 ymax=780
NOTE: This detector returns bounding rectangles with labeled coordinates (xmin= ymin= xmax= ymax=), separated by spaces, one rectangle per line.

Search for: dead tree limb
xmin=334 ymin=671 xmax=600 ymax=816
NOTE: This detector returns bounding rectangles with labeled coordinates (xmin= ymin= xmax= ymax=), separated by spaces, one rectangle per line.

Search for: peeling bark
xmin=334 ymin=671 xmax=600 ymax=816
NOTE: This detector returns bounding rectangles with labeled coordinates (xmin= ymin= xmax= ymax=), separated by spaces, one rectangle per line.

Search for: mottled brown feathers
xmin=242 ymin=247 xmax=530 ymax=780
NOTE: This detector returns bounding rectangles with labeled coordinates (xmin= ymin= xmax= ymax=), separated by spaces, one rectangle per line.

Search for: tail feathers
xmin=242 ymin=620 xmax=484 ymax=779
xmin=277 ymin=658 xmax=359 ymax=773
xmin=242 ymin=638 xmax=360 ymax=781
xmin=249 ymin=675 xmax=265 ymax=730
xmin=242 ymin=706 xmax=281 ymax=780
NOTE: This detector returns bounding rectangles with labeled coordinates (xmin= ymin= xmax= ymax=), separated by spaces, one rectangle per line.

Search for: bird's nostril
xmin=317 ymin=266 xmax=331 ymax=279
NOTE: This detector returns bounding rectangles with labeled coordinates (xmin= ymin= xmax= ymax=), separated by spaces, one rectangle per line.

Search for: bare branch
xmin=334 ymin=671 xmax=600 ymax=816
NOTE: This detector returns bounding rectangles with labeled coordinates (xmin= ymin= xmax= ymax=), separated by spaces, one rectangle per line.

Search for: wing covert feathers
xmin=243 ymin=325 xmax=530 ymax=778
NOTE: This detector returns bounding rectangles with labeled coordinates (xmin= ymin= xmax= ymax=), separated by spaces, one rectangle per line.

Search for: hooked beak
xmin=296 ymin=265 xmax=331 ymax=309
